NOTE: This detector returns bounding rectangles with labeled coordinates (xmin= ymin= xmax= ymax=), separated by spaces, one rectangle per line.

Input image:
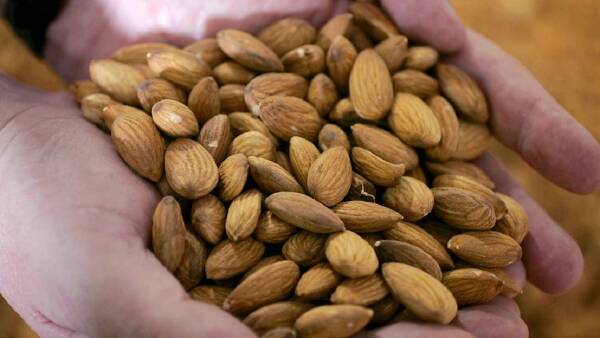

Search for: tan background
xmin=0 ymin=0 xmax=599 ymax=337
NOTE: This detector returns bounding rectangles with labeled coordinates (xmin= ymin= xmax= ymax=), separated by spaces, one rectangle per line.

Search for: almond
xmin=454 ymin=119 xmax=492 ymax=160
xmin=308 ymin=74 xmax=339 ymax=117
xmin=425 ymin=160 xmax=495 ymax=189
xmin=275 ymin=151 xmax=293 ymax=173
xmin=350 ymin=2 xmax=399 ymax=41
xmin=89 ymin=59 xmax=146 ymax=105
xmin=329 ymin=98 xmax=363 ymax=127
xmin=165 ymin=138 xmax=218 ymax=199
xmin=184 ymin=38 xmax=226 ymax=67
xmin=296 ymin=263 xmax=343 ymax=301
xmin=405 ymin=165 xmax=428 ymax=184
xmin=156 ymin=174 xmax=185 ymax=201
xmin=437 ymin=63 xmax=489 ymax=123
xmin=442 ymin=268 xmax=503 ymax=306
xmin=214 ymin=61 xmax=255 ymax=85
xmin=152 ymin=99 xmax=199 ymax=138
xmin=111 ymin=42 xmax=176 ymax=64
xmin=331 ymin=273 xmax=389 ymax=306
xmin=282 ymin=44 xmax=326 ymax=77
xmin=349 ymin=49 xmax=394 ymax=120
xmin=229 ymin=112 xmax=280 ymax=147
xmin=111 ymin=109 xmax=164 ymax=182
xmin=389 ymin=93 xmax=441 ymax=147
xmin=289 ymin=136 xmax=321 ymax=190
xmin=217 ymin=29 xmax=283 ymax=72
xmin=326 ymin=36 xmax=357 ymax=92
xmin=266 ymin=192 xmax=345 ymax=233
xmin=404 ymin=46 xmax=439 ymax=71
xmin=241 ymin=255 xmax=286 ymax=282
xmin=294 ymin=305 xmax=373 ymax=338
xmin=424 ymin=95 xmax=460 ymax=161
xmin=374 ymin=240 xmax=442 ymax=280
xmin=191 ymin=194 xmax=226 ymax=245
xmin=374 ymin=35 xmax=408 ymax=72
xmin=259 ymin=96 xmax=322 ymax=142
xmin=244 ymin=301 xmax=314 ymax=335
xmin=283 ymin=231 xmax=327 ymax=267
xmin=351 ymin=123 xmax=418 ymax=169
xmin=82 ymin=93 xmax=118 ymax=128
xmin=362 ymin=233 xmax=384 ymax=247
xmin=481 ymin=267 xmax=523 ymax=298
xmin=152 ymin=196 xmax=186 ymax=272
xmin=188 ymin=77 xmax=221 ymax=124
xmin=255 ymin=211 xmax=298 ymax=244
xmin=333 ymin=201 xmax=402 ymax=233
xmin=307 ymin=147 xmax=352 ymax=206
xmin=223 ymin=260 xmax=300 ymax=314
xmin=370 ymin=296 xmax=401 ymax=326
xmin=432 ymin=187 xmax=496 ymax=230
xmin=175 ymin=231 xmax=208 ymax=290
xmin=217 ymin=154 xmax=249 ymax=201
xmin=198 ymin=114 xmax=232 ymax=164
xmin=382 ymin=262 xmax=457 ymax=324
xmin=494 ymin=193 xmax=528 ymax=243
xmin=326 ymin=230 xmax=379 ymax=278
xmin=226 ymin=189 xmax=263 ymax=241
xmin=258 ymin=18 xmax=317 ymax=56
xmin=447 ymin=231 xmax=522 ymax=268
xmin=392 ymin=69 xmax=439 ymax=99
xmin=219 ymin=84 xmax=247 ymax=112
xmin=317 ymin=124 xmax=350 ymax=152
xmin=244 ymin=72 xmax=308 ymax=115
xmin=190 ymin=285 xmax=232 ymax=307
xmin=261 ymin=328 xmax=297 ymax=338
xmin=137 ymin=78 xmax=185 ymax=113
xmin=70 ymin=80 xmax=102 ymax=102
xmin=351 ymin=147 xmax=405 ymax=187
xmin=347 ymin=172 xmax=377 ymax=202
xmin=383 ymin=176 xmax=434 ymax=221
xmin=316 ymin=14 xmax=354 ymax=51
xmin=249 ymin=156 xmax=304 ymax=194
xmin=205 ymin=238 xmax=265 ymax=280
xmin=418 ymin=218 xmax=459 ymax=247
xmin=147 ymin=49 xmax=212 ymax=90
xmin=229 ymin=131 xmax=276 ymax=161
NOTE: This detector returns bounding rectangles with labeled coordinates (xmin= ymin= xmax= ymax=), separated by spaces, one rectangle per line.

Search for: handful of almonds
xmin=72 ymin=2 xmax=528 ymax=337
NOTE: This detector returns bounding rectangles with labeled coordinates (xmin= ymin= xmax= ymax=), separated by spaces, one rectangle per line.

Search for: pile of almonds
xmin=72 ymin=1 xmax=528 ymax=337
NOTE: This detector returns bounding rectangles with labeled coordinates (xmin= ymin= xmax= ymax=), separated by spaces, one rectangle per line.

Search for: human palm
xmin=1 ymin=0 xmax=599 ymax=337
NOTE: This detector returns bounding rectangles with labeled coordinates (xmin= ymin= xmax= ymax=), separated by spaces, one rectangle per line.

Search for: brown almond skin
xmin=307 ymin=147 xmax=353 ymax=207
xmin=294 ymin=305 xmax=373 ymax=338
xmin=152 ymin=99 xmax=199 ymax=138
xmin=266 ymin=192 xmax=345 ymax=233
xmin=351 ymin=123 xmax=419 ymax=169
xmin=282 ymin=44 xmax=326 ymax=77
xmin=259 ymin=96 xmax=322 ymax=142
xmin=147 ymin=49 xmax=212 ymax=90
xmin=350 ymin=2 xmax=400 ymax=41
xmin=382 ymin=263 xmax=457 ymax=324
xmin=89 ymin=59 xmax=146 ymax=105
xmin=447 ymin=231 xmax=523 ymax=268
xmin=205 ymin=238 xmax=265 ymax=280
xmin=405 ymin=46 xmax=439 ymax=71
xmin=244 ymin=301 xmax=314 ymax=335
xmin=223 ymin=260 xmax=300 ymax=314
xmin=102 ymin=103 xmax=145 ymax=132
xmin=370 ymin=296 xmax=401 ymax=327
xmin=261 ymin=327 xmax=297 ymax=338
xmin=442 ymin=268 xmax=503 ymax=306
xmin=326 ymin=230 xmax=379 ymax=278
xmin=244 ymin=72 xmax=308 ymax=116
xmin=112 ymin=42 xmax=176 ymax=64
xmin=152 ymin=196 xmax=186 ymax=272
xmin=454 ymin=119 xmax=492 ymax=161
xmin=374 ymin=240 xmax=442 ymax=280
xmin=384 ymin=221 xmax=454 ymax=269
xmin=418 ymin=218 xmax=458 ymax=247
xmin=213 ymin=61 xmax=255 ymax=85
xmin=347 ymin=172 xmax=377 ymax=202
xmin=258 ymin=17 xmax=316 ymax=56
xmin=111 ymin=110 xmax=164 ymax=182
xmin=494 ymin=193 xmax=528 ymax=243
xmin=229 ymin=131 xmax=276 ymax=161
xmin=349 ymin=49 xmax=394 ymax=120
xmin=351 ymin=147 xmax=405 ymax=187
xmin=318 ymin=124 xmax=350 ymax=152
xmin=175 ymin=231 xmax=208 ymax=290
xmin=333 ymin=201 xmax=402 ymax=233
xmin=217 ymin=29 xmax=283 ymax=72
xmin=226 ymin=189 xmax=263 ymax=241
xmin=240 ymin=255 xmax=286 ymax=282
xmin=383 ymin=176 xmax=434 ymax=221
xmin=255 ymin=211 xmax=298 ymax=244
xmin=296 ymin=263 xmax=343 ymax=301
xmin=437 ymin=63 xmax=489 ymax=123
xmin=191 ymin=194 xmax=226 ymax=245
xmin=82 ymin=93 xmax=118 ymax=128
xmin=249 ymin=157 xmax=304 ymax=194
xmin=189 ymin=285 xmax=232 ymax=307
xmin=137 ymin=78 xmax=185 ymax=113
xmin=308 ymin=74 xmax=339 ymax=117
xmin=432 ymin=187 xmax=497 ymax=230
xmin=283 ymin=231 xmax=327 ymax=267
xmin=229 ymin=112 xmax=280 ymax=147
xmin=188 ymin=77 xmax=220 ymax=125
xmin=329 ymin=98 xmax=364 ymax=127
xmin=425 ymin=95 xmax=460 ymax=161
xmin=426 ymin=160 xmax=495 ymax=189
xmin=389 ymin=93 xmax=442 ymax=148
xmin=327 ymin=36 xmax=357 ymax=93
xmin=184 ymin=38 xmax=227 ymax=67
xmin=71 ymin=80 xmax=102 ymax=102
xmin=289 ymin=136 xmax=321 ymax=190
xmin=165 ymin=138 xmax=218 ymax=199
xmin=331 ymin=273 xmax=389 ymax=306
xmin=219 ymin=84 xmax=247 ymax=112
xmin=374 ymin=35 xmax=408 ymax=72
xmin=217 ymin=154 xmax=249 ymax=202
xmin=316 ymin=13 xmax=354 ymax=51
xmin=275 ymin=151 xmax=293 ymax=174
xmin=392 ymin=69 xmax=439 ymax=99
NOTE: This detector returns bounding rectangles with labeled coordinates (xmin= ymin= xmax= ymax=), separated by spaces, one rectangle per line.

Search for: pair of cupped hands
xmin=1 ymin=0 xmax=599 ymax=337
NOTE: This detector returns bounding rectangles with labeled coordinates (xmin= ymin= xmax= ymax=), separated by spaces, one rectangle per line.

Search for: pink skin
xmin=0 ymin=0 xmax=597 ymax=337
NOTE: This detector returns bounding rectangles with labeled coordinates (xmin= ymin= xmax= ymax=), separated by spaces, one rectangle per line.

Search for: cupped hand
xmin=2 ymin=0 xmax=599 ymax=337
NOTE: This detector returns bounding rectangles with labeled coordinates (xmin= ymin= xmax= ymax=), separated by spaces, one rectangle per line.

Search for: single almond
xmin=255 ymin=211 xmax=298 ymax=244
xmin=190 ymin=285 xmax=232 ymax=307
xmin=326 ymin=36 xmax=358 ymax=93
xmin=70 ymin=80 xmax=102 ymax=102
xmin=351 ymin=123 xmax=418 ymax=169
xmin=318 ymin=124 xmax=350 ymax=152
xmin=289 ymin=136 xmax=321 ymax=190
xmin=229 ymin=131 xmax=276 ymax=161
xmin=244 ymin=301 xmax=314 ymax=335
xmin=175 ymin=231 xmax=208 ymax=290
xmin=432 ymin=187 xmax=496 ymax=230
xmin=296 ymin=263 xmax=343 ymax=301
xmin=229 ymin=112 xmax=279 ymax=147
xmin=266 ymin=192 xmax=345 ymax=233
xmin=156 ymin=174 xmax=185 ymax=201
xmin=404 ymin=46 xmax=439 ymax=71
xmin=223 ymin=260 xmax=300 ymax=314
xmin=389 ymin=93 xmax=441 ymax=147
xmin=137 ymin=78 xmax=185 ymax=113
xmin=370 ymin=296 xmax=401 ymax=327
xmin=350 ymin=2 xmax=400 ymax=41
xmin=392 ymin=69 xmax=439 ymax=99
xmin=283 ymin=231 xmax=327 ymax=267
xmin=282 ymin=44 xmax=325 ymax=77
xmin=294 ymin=304 xmax=373 ymax=338
xmin=418 ymin=218 xmax=458 ymax=247
xmin=261 ymin=327 xmax=297 ymax=338
xmin=424 ymin=95 xmax=460 ymax=161
xmin=275 ymin=151 xmax=293 ymax=173
xmin=331 ymin=273 xmax=389 ymax=306
xmin=214 ymin=61 xmax=255 ymax=85
xmin=406 ymin=165 xmax=428 ymax=184
xmin=226 ymin=189 xmax=263 ymax=241
xmin=351 ymin=147 xmax=405 ymax=187
xmin=191 ymin=194 xmax=226 ymax=245
xmin=217 ymin=154 xmax=249 ymax=201
xmin=147 ymin=49 xmax=212 ymax=90
xmin=249 ymin=156 xmax=304 ymax=194
xmin=188 ymin=77 xmax=221 ymax=124
xmin=89 ymin=59 xmax=145 ymax=105
xmin=259 ymin=96 xmax=322 ymax=142
xmin=374 ymin=35 xmax=408 ymax=72
xmin=307 ymin=147 xmax=353 ymax=207
xmin=198 ymin=114 xmax=233 ymax=164
xmin=480 ymin=267 xmax=523 ymax=298
xmin=217 ymin=29 xmax=283 ymax=72
xmin=111 ymin=42 xmax=176 ymax=64
xmin=308 ymin=74 xmax=339 ymax=117
xmin=152 ymin=196 xmax=186 ymax=272
xmin=152 ymin=99 xmax=199 ymax=138
xmin=349 ymin=49 xmax=394 ymax=120
xmin=442 ymin=268 xmax=503 ymax=306
xmin=382 ymin=262 xmax=457 ymax=324
xmin=241 ymin=255 xmax=286 ymax=282
xmin=184 ymin=38 xmax=227 ymax=67
xmin=447 ymin=231 xmax=522 ymax=268
xmin=454 ymin=119 xmax=492 ymax=160
xmin=326 ymin=230 xmax=379 ymax=278
xmin=347 ymin=172 xmax=377 ymax=202
xmin=494 ymin=193 xmax=528 ymax=243
xmin=333 ymin=201 xmax=402 ymax=233
xmin=258 ymin=17 xmax=317 ymax=56
xmin=425 ymin=160 xmax=495 ymax=189
xmin=165 ymin=138 xmax=218 ymax=199
xmin=316 ymin=13 xmax=354 ymax=51
xmin=244 ymin=72 xmax=308 ymax=115
xmin=111 ymin=109 xmax=164 ymax=182
xmin=329 ymin=98 xmax=364 ymax=127
xmin=383 ymin=176 xmax=434 ymax=221
xmin=437 ymin=63 xmax=489 ymax=123
xmin=82 ymin=93 xmax=118 ymax=128
xmin=219 ymin=84 xmax=247 ymax=112
xmin=374 ymin=240 xmax=442 ymax=280
xmin=205 ymin=238 xmax=265 ymax=280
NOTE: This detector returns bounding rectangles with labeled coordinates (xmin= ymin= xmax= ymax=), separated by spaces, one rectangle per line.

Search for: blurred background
xmin=0 ymin=0 xmax=599 ymax=337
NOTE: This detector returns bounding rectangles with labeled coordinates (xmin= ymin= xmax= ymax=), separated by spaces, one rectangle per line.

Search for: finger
xmin=453 ymin=296 xmax=528 ymax=338
xmin=448 ymin=30 xmax=600 ymax=194
xmin=359 ymin=322 xmax=474 ymax=338
xmin=380 ymin=0 xmax=466 ymax=53
xmin=505 ymin=260 xmax=527 ymax=290
xmin=475 ymin=152 xmax=584 ymax=294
